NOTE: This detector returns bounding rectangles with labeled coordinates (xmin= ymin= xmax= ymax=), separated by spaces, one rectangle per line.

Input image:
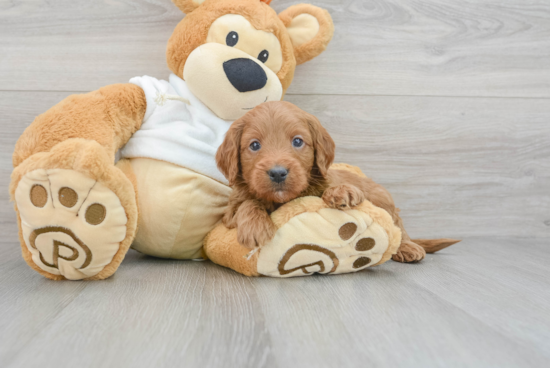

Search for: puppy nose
xmin=268 ymin=166 xmax=288 ymax=184
xmin=223 ymin=58 xmax=267 ymax=92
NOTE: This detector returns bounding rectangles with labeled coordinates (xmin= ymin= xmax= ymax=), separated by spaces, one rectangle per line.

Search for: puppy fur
xmin=216 ymin=101 xmax=458 ymax=263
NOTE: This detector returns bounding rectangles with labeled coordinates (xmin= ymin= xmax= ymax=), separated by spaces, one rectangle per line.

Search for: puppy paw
xmin=222 ymin=210 xmax=237 ymax=229
xmin=392 ymin=240 xmax=426 ymax=263
xmin=237 ymin=218 xmax=277 ymax=250
xmin=322 ymin=184 xmax=365 ymax=210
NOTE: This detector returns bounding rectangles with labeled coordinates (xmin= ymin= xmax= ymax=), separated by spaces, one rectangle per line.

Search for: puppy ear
xmin=171 ymin=0 xmax=206 ymax=13
xmin=305 ymin=113 xmax=335 ymax=177
xmin=216 ymin=119 xmax=246 ymax=186
xmin=279 ymin=4 xmax=334 ymax=65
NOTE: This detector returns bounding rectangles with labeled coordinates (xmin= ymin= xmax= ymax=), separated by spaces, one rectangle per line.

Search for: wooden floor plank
xmin=2 ymin=240 xmax=548 ymax=368
xmin=2 ymin=252 xmax=277 ymax=368
xmin=1 ymin=0 xmax=549 ymax=97
xmin=252 ymin=256 xmax=550 ymax=368
xmin=395 ymin=236 xmax=550 ymax=357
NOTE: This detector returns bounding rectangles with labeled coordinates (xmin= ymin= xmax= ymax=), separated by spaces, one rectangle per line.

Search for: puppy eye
xmin=249 ymin=140 xmax=261 ymax=151
xmin=292 ymin=137 xmax=304 ymax=148
xmin=226 ymin=31 xmax=238 ymax=47
xmin=258 ymin=50 xmax=269 ymax=63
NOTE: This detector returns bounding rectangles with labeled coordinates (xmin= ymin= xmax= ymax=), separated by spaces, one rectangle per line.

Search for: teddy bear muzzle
xmin=183 ymin=43 xmax=283 ymax=120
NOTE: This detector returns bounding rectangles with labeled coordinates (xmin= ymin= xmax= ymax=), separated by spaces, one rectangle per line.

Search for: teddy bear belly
xmin=117 ymin=157 xmax=231 ymax=259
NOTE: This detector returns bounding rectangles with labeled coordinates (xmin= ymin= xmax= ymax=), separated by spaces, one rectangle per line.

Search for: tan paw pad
xmin=257 ymin=205 xmax=391 ymax=277
xmin=15 ymin=169 xmax=127 ymax=280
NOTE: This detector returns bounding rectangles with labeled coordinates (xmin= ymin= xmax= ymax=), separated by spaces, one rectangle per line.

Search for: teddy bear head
xmin=167 ymin=0 xmax=334 ymax=120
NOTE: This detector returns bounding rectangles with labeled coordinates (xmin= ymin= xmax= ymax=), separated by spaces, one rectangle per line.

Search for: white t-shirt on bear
xmin=120 ymin=74 xmax=232 ymax=184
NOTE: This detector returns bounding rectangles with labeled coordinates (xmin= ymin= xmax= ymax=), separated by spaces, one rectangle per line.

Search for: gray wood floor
xmin=1 ymin=0 xmax=549 ymax=367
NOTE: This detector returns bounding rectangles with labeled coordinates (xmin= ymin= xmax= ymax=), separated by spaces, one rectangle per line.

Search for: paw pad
xmin=30 ymin=184 xmax=48 ymax=208
xmin=356 ymin=237 xmax=375 ymax=251
xmin=338 ymin=222 xmax=357 ymax=240
xmin=353 ymin=256 xmax=371 ymax=269
xmin=257 ymin=205 xmax=392 ymax=277
xmin=58 ymin=187 xmax=78 ymax=208
xmin=85 ymin=203 xmax=106 ymax=225
xmin=15 ymin=169 xmax=128 ymax=280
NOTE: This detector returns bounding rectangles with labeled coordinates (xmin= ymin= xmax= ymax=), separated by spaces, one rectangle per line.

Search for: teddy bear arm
xmin=13 ymin=83 xmax=146 ymax=168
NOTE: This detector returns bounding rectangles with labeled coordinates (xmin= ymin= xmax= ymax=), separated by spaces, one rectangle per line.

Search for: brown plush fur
xmin=204 ymin=225 xmax=261 ymax=277
xmin=216 ymin=101 xmax=459 ymax=261
xmin=13 ymin=84 xmax=146 ymax=168
xmin=278 ymin=4 xmax=334 ymax=65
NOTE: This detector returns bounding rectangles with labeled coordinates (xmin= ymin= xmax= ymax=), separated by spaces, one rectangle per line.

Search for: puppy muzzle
xmin=268 ymin=166 xmax=288 ymax=184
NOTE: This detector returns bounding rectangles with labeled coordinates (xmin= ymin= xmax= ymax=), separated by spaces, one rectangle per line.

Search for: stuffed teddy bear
xmin=10 ymin=0 xmax=456 ymax=280
xmin=10 ymin=0 xmax=337 ymax=280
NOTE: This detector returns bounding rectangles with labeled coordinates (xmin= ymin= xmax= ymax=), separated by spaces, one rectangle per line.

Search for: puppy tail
xmin=411 ymin=238 xmax=461 ymax=253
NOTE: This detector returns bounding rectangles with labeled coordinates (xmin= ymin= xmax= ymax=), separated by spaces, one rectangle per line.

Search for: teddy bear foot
xmin=205 ymin=197 xmax=402 ymax=278
xmin=256 ymin=203 xmax=400 ymax=277
xmin=14 ymin=168 xmax=129 ymax=280
xmin=11 ymin=139 xmax=137 ymax=280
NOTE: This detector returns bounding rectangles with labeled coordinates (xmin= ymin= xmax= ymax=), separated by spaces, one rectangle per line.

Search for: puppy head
xmin=216 ymin=101 xmax=335 ymax=203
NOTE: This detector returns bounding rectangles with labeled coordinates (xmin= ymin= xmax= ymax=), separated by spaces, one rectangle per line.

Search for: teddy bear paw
xmin=256 ymin=206 xmax=395 ymax=277
xmin=14 ymin=169 xmax=128 ymax=280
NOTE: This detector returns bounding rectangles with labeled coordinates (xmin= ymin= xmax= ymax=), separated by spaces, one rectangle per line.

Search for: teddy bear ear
xmin=171 ymin=0 xmax=207 ymax=14
xmin=278 ymin=4 xmax=334 ymax=65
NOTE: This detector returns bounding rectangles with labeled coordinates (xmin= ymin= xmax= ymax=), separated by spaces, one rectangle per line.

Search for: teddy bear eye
xmin=249 ymin=140 xmax=261 ymax=151
xmin=258 ymin=50 xmax=269 ymax=63
xmin=226 ymin=31 xmax=238 ymax=47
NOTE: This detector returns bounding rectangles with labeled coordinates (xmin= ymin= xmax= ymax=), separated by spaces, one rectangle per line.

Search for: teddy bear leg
xmin=203 ymin=226 xmax=260 ymax=277
xmin=204 ymin=197 xmax=403 ymax=277
xmin=10 ymin=139 xmax=138 ymax=280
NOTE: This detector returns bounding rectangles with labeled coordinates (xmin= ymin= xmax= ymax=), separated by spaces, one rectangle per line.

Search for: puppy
xmin=216 ymin=101 xmax=457 ymax=263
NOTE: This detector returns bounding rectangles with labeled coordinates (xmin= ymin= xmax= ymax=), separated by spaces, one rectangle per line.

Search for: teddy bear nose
xmin=268 ymin=166 xmax=288 ymax=184
xmin=223 ymin=58 xmax=267 ymax=93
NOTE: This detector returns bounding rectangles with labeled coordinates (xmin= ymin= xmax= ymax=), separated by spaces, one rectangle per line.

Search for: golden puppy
xmin=216 ymin=101 xmax=458 ymax=263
